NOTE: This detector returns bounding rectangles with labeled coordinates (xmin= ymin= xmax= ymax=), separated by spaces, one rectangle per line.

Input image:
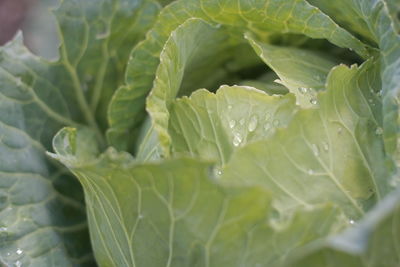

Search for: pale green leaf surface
xmin=107 ymin=0 xmax=369 ymax=150
xmin=0 ymin=0 xmax=160 ymax=265
xmin=220 ymin=60 xmax=388 ymax=219
xmin=307 ymin=0 xmax=400 ymax=163
xmin=287 ymin=186 xmax=400 ymax=267
xmin=52 ymin=127 xmax=348 ymax=267
xmin=246 ymin=36 xmax=339 ymax=108
xmin=169 ymin=85 xmax=296 ymax=165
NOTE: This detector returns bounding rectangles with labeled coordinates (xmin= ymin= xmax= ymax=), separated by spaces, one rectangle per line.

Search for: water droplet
xmin=377 ymin=90 xmax=383 ymax=97
xmin=264 ymin=122 xmax=271 ymax=131
xmin=273 ymin=119 xmax=279 ymax=127
xmin=228 ymin=105 xmax=232 ymax=110
xmin=337 ymin=127 xmax=343 ymax=135
xmin=232 ymin=133 xmax=243 ymax=147
xmin=138 ymin=214 xmax=144 ymax=219
xmin=321 ymin=141 xmax=329 ymax=152
xmin=309 ymin=98 xmax=318 ymax=105
xmin=0 ymin=227 xmax=7 ymax=231
xmin=213 ymin=166 xmax=223 ymax=178
xmin=311 ymin=144 xmax=319 ymax=156
xmin=15 ymin=261 xmax=21 ymax=267
xmin=298 ymin=87 xmax=308 ymax=94
xmin=375 ymin=127 xmax=383 ymax=135
xmin=229 ymin=120 xmax=236 ymax=129
xmin=248 ymin=115 xmax=258 ymax=132
xmin=349 ymin=48 xmax=353 ymax=52
xmin=308 ymin=169 xmax=314 ymax=175
xmin=239 ymin=118 xmax=245 ymax=126
xmin=16 ymin=249 xmax=22 ymax=255
xmin=349 ymin=219 xmax=355 ymax=225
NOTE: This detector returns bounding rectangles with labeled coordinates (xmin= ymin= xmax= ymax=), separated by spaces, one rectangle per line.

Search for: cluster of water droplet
xmin=297 ymin=87 xmax=318 ymax=106
xmin=228 ymin=109 xmax=280 ymax=147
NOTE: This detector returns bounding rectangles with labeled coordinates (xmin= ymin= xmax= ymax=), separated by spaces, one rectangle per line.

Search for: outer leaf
xmin=220 ymin=60 xmax=389 ymax=219
xmin=52 ymin=127 xmax=348 ymax=267
xmin=107 ymin=0 xmax=369 ymax=150
xmin=169 ymin=85 xmax=296 ymax=165
xmin=287 ymin=186 xmax=400 ymax=267
xmin=0 ymin=0 xmax=160 ymax=265
xmin=0 ymin=36 xmax=92 ymax=266
xmin=246 ymin=36 xmax=339 ymax=108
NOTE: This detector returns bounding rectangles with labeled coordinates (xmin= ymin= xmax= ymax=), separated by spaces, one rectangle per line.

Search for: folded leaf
xmin=246 ymin=36 xmax=339 ymax=107
xmin=307 ymin=0 xmax=400 ymax=164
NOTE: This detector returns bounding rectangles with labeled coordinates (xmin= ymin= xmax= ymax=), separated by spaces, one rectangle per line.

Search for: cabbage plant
xmin=0 ymin=0 xmax=400 ymax=266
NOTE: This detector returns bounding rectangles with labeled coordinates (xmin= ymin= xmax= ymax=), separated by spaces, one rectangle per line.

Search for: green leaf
xmin=107 ymin=0 xmax=369 ymax=150
xmin=169 ymin=85 xmax=296 ymax=165
xmin=287 ymin=186 xmax=400 ymax=267
xmin=246 ymin=35 xmax=339 ymax=108
xmin=220 ymin=60 xmax=389 ymax=218
xmin=0 ymin=0 xmax=161 ymax=265
xmin=52 ymin=127 xmax=348 ymax=267
xmin=306 ymin=0 xmax=400 ymax=164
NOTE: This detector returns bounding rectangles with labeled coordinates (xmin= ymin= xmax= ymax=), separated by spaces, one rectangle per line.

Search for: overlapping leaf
xmin=0 ymin=0 xmax=160 ymax=265
xmin=51 ymin=127 xmax=349 ymax=267
xmin=307 ymin=0 xmax=400 ymax=163
xmin=107 ymin=0 xmax=369 ymax=151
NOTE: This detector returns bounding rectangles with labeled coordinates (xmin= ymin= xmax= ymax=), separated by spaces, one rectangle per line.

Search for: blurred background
xmin=0 ymin=0 xmax=60 ymax=59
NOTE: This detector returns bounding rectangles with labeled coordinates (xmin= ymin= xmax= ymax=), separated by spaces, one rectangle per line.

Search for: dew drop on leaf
xmin=298 ymin=87 xmax=308 ymax=94
xmin=229 ymin=120 xmax=236 ymax=129
xmin=248 ymin=115 xmax=258 ymax=132
xmin=310 ymin=98 xmax=318 ymax=105
xmin=308 ymin=169 xmax=314 ymax=175
xmin=232 ymin=133 xmax=243 ymax=147
xmin=375 ymin=127 xmax=383 ymax=135
xmin=239 ymin=118 xmax=245 ymax=126
xmin=16 ymin=249 xmax=22 ymax=255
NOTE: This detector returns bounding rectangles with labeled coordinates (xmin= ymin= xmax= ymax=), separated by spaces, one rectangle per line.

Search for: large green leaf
xmin=287 ymin=186 xmax=400 ymax=267
xmin=307 ymin=0 xmax=400 ymax=164
xmin=219 ymin=60 xmax=389 ymax=218
xmin=51 ymin=127 xmax=349 ymax=267
xmin=107 ymin=0 xmax=369 ymax=151
xmin=0 ymin=0 xmax=160 ymax=265
xmin=169 ymin=85 xmax=296 ymax=165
